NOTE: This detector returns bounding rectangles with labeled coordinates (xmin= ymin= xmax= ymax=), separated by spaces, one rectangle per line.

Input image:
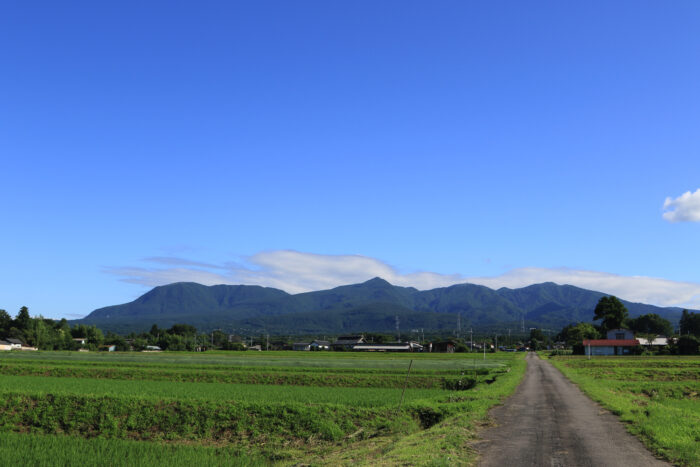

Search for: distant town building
xmin=7 ymin=338 xmax=23 ymax=350
xmin=431 ymin=341 xmax=456 ymax=353
xmin=352 ymin=341 xmax=423 ymax=352
xmin=310 ymin=340 xmax=330 ymax=351
xmin=332 ymin=335 xmax=365 ymax=351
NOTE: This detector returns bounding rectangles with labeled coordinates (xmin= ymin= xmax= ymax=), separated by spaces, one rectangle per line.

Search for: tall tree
xmin=0 ymin=309 xmax=11 ymax=333
xmin=593 ymin=296 xmax=628 ymax=333
xmin=680 ymin=310 xmax=700 ymax=336
xmin=15 ymin=306 xmax=31 ymax=330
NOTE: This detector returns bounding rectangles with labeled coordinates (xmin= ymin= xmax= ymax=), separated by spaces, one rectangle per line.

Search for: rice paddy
xmin=0 ymin=350 xmax=525 ymax=466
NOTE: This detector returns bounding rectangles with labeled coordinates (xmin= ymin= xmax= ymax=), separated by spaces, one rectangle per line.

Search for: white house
xmin=310 ymin=340 xmax=330 ymax=351
xmin=7 ymin=338 xmax=23 ymax=350
xmin=0 ymin=340 xmax=11 ymax=351
xmin=637 ymin=337 xmax=669 ymax=347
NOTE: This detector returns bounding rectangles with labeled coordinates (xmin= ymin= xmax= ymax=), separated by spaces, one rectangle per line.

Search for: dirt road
xmin=475 ymin=353 xmax=669 ymax=467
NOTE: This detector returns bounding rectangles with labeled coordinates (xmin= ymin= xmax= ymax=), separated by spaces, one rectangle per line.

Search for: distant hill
xmin=71 ymin=278 xmax=688 ymax=334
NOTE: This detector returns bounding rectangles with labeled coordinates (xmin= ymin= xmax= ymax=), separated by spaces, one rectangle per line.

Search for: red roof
xmin=583 ymin=339 xmax=639 ymax=347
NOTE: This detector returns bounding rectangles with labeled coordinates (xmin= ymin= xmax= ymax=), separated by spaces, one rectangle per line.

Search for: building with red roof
xmin=583 ymin=329 xmax=639 ymax=356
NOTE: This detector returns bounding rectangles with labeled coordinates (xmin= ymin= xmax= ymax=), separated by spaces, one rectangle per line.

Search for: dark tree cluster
xmin=680 ymin=310 xmax=700 ymax=336
xmin=627 ymin=313 xmax=673 ymax=337
xmin=0 ymin=306 xmax=104 ymax=350
xmin=123 ymin=324 xmax=245 ymax=351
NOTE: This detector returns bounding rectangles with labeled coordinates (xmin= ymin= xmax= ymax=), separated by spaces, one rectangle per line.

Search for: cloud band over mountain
xmin=106 ymin=250 xmax=700 ymax=309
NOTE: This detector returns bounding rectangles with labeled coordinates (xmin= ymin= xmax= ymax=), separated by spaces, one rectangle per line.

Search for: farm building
xmin=0 ymin=340 xmax=11 ymax=351
xmin=332 ymin=335 xmax=365 ymax=351
xmin=430 ymin=341 xmax=456 ymax=353
xmin=583 ymin=329 xmax=639 ymax=356
xmin=352 ymin=342 xmax=423 ymax=352
xmin=637 ymin=336 xmax=669 ymax=347
xmin=293 ymin=342 xmax=311 ymax=351
xmin=7 ymin=338 xmax=23 ymax=350
xmin=310 ymin=340 xmax=330 ymax=350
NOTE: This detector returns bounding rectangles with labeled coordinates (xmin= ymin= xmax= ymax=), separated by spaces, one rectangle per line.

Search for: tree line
xmin=0 ymin=306 xmax=104 ymax=350
xmin=0 ymin=307 xmax=248 ymax=351
xmin=554 ymin=296 xmax=700 ymax=355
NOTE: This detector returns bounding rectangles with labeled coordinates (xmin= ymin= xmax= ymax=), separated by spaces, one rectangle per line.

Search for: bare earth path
xmin=475 ymin=353 xmax=669 ymax=467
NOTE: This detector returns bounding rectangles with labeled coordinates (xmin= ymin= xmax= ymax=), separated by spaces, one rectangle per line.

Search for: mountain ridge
xmin=72 ymin=278 xmax=689 ymax=334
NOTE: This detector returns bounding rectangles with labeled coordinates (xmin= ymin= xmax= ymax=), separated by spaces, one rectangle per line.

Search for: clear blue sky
xmin=2 ymin=1 xmax=700 ymax=319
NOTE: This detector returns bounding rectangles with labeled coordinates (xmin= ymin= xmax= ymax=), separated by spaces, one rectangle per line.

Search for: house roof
xmin=293 ymin=342 xmax=311 ymax=346
xmin=311 ymin=340 xmax=330 ymax=346
xmin=333 ymin=337 xmax=364 ymax=345
xmin=353 ymin=344 xmax=412 ymax=351
xmin=7 ymin=338 xmax=23 ymax=344
xmin=0 ymin=340 xmax=10 ymax=345
xmin=583 ymin=339 xmax=639 ymax=347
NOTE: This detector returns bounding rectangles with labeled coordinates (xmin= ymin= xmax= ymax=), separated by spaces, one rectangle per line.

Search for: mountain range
xmin=71 ymin=278 xmax=689 ymax=335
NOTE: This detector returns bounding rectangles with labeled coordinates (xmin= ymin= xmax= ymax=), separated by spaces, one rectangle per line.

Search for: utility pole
xmin=395 ymin=314 xmax=400 ymax=342
xmin=266 ymin=333 xmax=269 ymax=351
xmin=457 ymin=313 xmax=461 ymax=333
xmin=521 ymin=314 xmax=525 ymax=333
xmin=470 ymin=328 xmax=473 ymax=352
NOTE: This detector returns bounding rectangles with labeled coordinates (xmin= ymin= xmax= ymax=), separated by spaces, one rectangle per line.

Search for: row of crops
xmin=0 ymin=350 xmax=525 ymax=466
xmin=547 ymin=355 xmax=700 ymax=467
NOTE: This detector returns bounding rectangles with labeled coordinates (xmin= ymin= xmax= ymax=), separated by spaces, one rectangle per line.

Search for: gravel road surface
xmin=475 ymin=352 xmax=669 ymax=467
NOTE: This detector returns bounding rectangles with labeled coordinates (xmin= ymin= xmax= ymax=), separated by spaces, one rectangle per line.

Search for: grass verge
xmin=547 ymin=355 xmax=700 ymax=467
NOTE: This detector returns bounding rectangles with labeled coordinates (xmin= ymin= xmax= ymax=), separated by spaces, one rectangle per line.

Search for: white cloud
xmin=467 ymin=267 xmax=700 ymax=308
xmin=106 ymin=250 xmax=700 ymax=309
xmin=663 ymin=188 xmax=700 ymax=222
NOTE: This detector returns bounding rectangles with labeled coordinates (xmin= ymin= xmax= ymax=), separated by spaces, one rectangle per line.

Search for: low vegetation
xmin=0 ymin=350 xmax=526 ymax=465
xmin=546 ymin=355 xmax=700 ymax=466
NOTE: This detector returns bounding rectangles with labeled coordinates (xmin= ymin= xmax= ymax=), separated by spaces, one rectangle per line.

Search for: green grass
xmin=0 ymin=350 xmax=511 ymax=371
xmin=0 ymin=431 xmax=266 ymax=466
xmin=0 ymin=374 xmax=447 ymax=405
xmin=547 ymin=355 xmax=700 ymax=467
xmin=0 ymin=350 xmax=526 ymax=466
xmin=0 ymin=360 xmax=496 ymax=389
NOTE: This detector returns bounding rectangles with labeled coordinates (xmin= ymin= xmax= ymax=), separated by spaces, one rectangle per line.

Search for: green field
xmin=547 ymin=355 xmax=700 ymax=467
xmin=0 ymin=351 xmax=525 ymax=466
